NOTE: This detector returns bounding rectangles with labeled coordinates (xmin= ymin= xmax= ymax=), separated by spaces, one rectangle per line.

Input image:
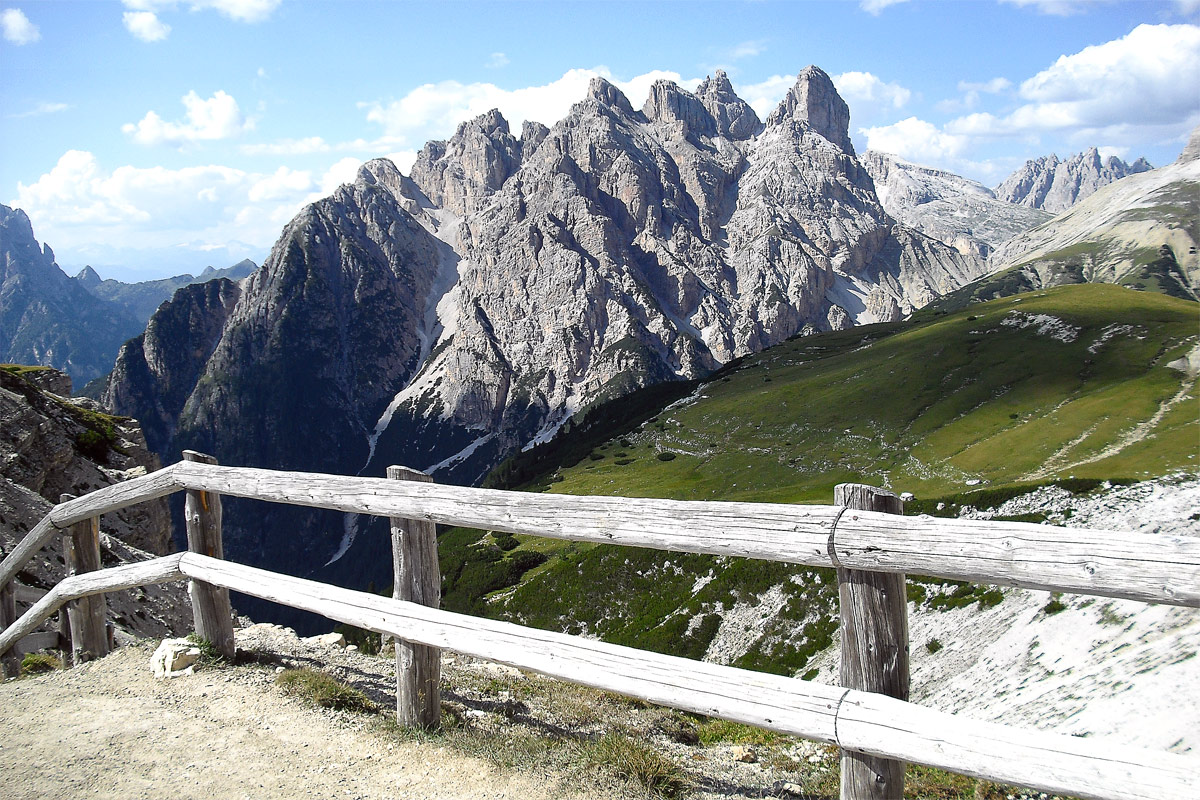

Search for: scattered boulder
xmin=732 ymin=744 xmax=758 ymax=763
xmin=303 ymin=632 xmax=346 ymax=649
xmin=151 ymin=638 xmax=201 ymax=678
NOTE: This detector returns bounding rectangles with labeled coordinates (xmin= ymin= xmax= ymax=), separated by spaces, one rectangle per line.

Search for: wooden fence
xmin=1 ymin=455 xmax=1197 ymax=800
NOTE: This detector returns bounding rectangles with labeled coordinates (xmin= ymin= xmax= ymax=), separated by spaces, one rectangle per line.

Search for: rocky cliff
xmin=862 ymin=151 xmax=1050 ymax=259
xmin=0 ymin=206 xmax=145 ymax=385
xmin=103 ymin=66 xmax=984 ymax=589
xmin=995 ymin=148 xmax=1152 ymax=214
xmin=74 ymin=259 xmax=257 ymax=328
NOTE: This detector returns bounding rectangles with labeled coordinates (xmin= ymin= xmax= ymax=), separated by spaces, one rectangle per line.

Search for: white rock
xmin=304 ymin=632 xmax=347 ymax=648
xmin=151 ymin=638 xmax=201 ymax=678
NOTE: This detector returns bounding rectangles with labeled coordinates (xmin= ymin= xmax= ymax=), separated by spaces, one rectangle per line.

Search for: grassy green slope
xmin=439 ymin=284 xmax=1198 ymax=677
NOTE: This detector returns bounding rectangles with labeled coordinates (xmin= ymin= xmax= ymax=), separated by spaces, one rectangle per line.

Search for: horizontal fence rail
xmin=0 ymin=552 xmax=1195 ymax=800
xmin=169 ymin=461 xmax=1200 ymax=606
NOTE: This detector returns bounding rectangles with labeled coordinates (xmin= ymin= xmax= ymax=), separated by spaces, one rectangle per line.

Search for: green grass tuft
xmin=275 ymin=668 xmax=377 ymax=713
xmin=579 ymin=731 xmax=689 ymax=798
xmin=20 ymin=652 xmax=62 ymax=675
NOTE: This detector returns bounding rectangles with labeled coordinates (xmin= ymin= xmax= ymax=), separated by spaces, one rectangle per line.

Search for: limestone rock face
xmin=1177 ymin=125 xmax=1200 ymax=164
xmin=995 ymin=148 xmax=1153 ymax=214
xmin=696 ymin=69 xmax=761 ymax=140
xmin=862 ymin=150 xmax=1050 ymax=258
xmin=766 ymin=66 xmax=853 ymax=153
xmin=410 ymin=109 xmax=523 ymax=216
xmin=0 ymin=367 xmax=170 ymax=554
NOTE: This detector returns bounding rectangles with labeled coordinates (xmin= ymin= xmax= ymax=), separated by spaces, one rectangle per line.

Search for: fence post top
xmin=387 ymin=465 xmax=432 ymax=481
xmin=181 ymin=450 xmax=217 ymax=465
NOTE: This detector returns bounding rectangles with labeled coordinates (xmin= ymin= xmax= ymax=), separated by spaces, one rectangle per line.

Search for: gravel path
xmin=0 ymin=639 xmax=590 ymax=800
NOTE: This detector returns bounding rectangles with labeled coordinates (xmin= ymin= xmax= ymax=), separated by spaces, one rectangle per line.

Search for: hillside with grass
xmin=437 ymin=283 xmax=1198 ymax=680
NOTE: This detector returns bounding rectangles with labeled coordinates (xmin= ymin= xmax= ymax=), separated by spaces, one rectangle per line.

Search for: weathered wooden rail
xmin=1 ymin=456 xmax=1197 ymax=800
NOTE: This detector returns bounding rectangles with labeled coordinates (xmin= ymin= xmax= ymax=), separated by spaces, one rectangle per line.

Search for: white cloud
xmin=737 ymin=74 xmax=796 ymax=120
xmin=860 ymin=0 xmax=911 ymax=15
xmin=121 ymin=0 xmax=280 ymax=24
xmin=861 ymin=117 xmax=970 ymax=163
xmin=834 ymin=71 xmax=912 ymax=123
xmin=2 ymin=8 xmax=39 ymax=44
xmin=944 ymin=23 xmax=1200 ymax=143
xmin=998 ymin=0 xmax=1105 ymax=15
xmin=485 ymin=52 xmax=509 ymax=69
xmin=123 ymin=90 xmax=251 ymax=147
xmin=240 ymin=136 xmax=331 ymax=156
xmin=363 ymin=68 xmax=701 ymax=148
xmin=11 ymin=149 xmax=349 ymax=262
xmin=727 ymin=39 xmax=767 ymax=60
xmin=123 ymin=10 xmax=171 ymax=41
xmin=10 ymin=101 xmax=69 ymax=119
xmin=958 ymin=77 xmax=1012 ymax=94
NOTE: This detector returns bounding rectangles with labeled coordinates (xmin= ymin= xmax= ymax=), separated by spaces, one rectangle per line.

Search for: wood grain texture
xmin=50 ymin=464 xmax=182 ymax=529
xmin=183 ymin=451 xmax=235 ymax=661
xmin=835 ymin=484 xmax=908 ymax=800
xmin=388 ymin=466 xmax=442 ymax=729
xmin=63 ymin=500 xmax=108 ymax=665
xmin=170 ymin=461 xmax=1199 ymax=606
xmin=0 ymin=555 xmax=185 ymax=657
xmin=0 ymin=581 xmax=18 ymax=677
xmin=174 ymin=553 xmax=1198 ymax=800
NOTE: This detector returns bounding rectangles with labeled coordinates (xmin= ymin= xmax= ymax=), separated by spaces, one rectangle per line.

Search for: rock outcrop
xmin=862 ymin=150 xmax=1051 ymax=258
xmin=995 ymin=148 xmax=1153 ymax=214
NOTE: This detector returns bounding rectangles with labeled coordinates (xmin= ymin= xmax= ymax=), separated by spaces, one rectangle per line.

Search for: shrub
xmin=76 ymin=429 xmax=109 ymax=462
xmin=1043 ymin=596 xmax=1067 ymax=616
xmin=656 ymin=452 xmax=676 ymax=462
xmin=275 ymin=668 xmax=377 ymax=712
xmin=926 ymin=638 xmax=943 ymax=654
xmin=493 ymin=532 xmax=520 ymax=552
xmin=20 ymin=652 xmax=61 ymax=675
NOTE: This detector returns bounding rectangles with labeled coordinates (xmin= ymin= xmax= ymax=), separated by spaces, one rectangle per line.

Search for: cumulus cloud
xmin=834 ymin=71 xmax=912 ymax=123
xmin=363 ymin=68 xmax=701 ymax=148
xmin=123 ymin=10 xmax=171 ymax=41
xmin=123 ymin=90 xmax=252 ymax=147
xmin=737 ymin=74 xmax=796 ymax=120
xmin=121 ymin=0 xmax=281 ymax=24
xmin=946 ymin=23 xmax=1200 ymax=142
xmin=959 ymin=77 xmax=1013 ymax=94
xmin=240 ymin=136 xmax=331 ymax=156
xmin=2 ymin=8 xmax=39 ymax=44
xmin=859 ymin=0 xmax=911 ymax=15
xmin=861 ymin=117 xmax=970 ymax=162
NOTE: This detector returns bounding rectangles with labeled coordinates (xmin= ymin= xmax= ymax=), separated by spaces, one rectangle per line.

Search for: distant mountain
xmin=995 ymin=147 xmax=1153 ymax=214
xmin=74 ymin=259 xmax=257 ymax=327
xmin=103 ymin=66 xmax=985 ymax=594
xmin=0 ymin=205 xmax=144 ymax=385
xmin=861 ymin=151 xmax=1051 ymax=258
xmin=984 ymin=131 xmax=1198 ymax=301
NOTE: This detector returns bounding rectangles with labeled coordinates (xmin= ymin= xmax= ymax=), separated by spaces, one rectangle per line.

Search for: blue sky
xmin=3 ymin=0 xmax=1198 ymax=281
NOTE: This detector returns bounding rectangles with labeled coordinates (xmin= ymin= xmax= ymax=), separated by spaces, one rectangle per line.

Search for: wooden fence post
xmin=183 ymin=451 xmax=236 ymax=661
xmin=0 ymin=580 xmax=18 ymax=677
xmin=387 ymin=465 xmax=442 ymax=729
xmin=835 ymin=483 xmax=909 ymax=800
xmin=62 ymin=494 xmax=109 ymax=666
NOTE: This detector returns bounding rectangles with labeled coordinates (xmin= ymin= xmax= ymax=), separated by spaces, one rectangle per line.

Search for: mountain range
xmin=995 ymin=147 xmax=1153 ymax=214
xmin=99 ymin=66 xmax=986 ymax=582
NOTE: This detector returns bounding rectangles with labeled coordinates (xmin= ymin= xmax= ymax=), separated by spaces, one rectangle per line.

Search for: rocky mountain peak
xmin=410 ymin=109 xmax=522 ymax=216
xmin=456 ymin=107 xmax=510 ymax=139
xmin=765 ymin=65 xmax=853 ymax=153
xmin=643 ymin=79 xmax=717 ymax=138
xmin=521 ymin=120 xmax=550 ymax=155
xmin=585 ymin=76 xmax=636 ymax=116
xmin=74 ymin=265 xmax=103 ymax=289
xmin=995 ymin=147 xmax=1154 ymax=213
xmin=1177 ymin=125 xmax=1200 ymax=164
xmin=695 ymin=69 xmax=762 ymax=140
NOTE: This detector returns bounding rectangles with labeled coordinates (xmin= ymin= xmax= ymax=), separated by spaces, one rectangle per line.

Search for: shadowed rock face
xmin=995 ymin=148 xmax=1153 ymax=214
xmin=103 ymin=67 xmax=983 ymax=593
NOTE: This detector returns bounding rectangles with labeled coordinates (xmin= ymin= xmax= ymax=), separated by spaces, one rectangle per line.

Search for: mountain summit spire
xmin=766 ymin=65 xmax=852 ymax=153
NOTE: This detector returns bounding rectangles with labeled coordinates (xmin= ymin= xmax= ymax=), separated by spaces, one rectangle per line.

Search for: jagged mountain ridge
xmin=0 ymin=206 xmax=145 ymax=385
xmin=104 ymin=66 xmax=984 ymax=589
xmin=995 ymin=147 xmax=1153 ymax=214
xmin=861 ymin=151 xmax=1051 ymax=259
xmin=74 ymin=259 xmax=257 ymax=328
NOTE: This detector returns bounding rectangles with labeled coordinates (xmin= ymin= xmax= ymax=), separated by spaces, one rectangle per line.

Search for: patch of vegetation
xmin=334 ymin=623 xmax=383 ymax=656
xmin=694 ymin=718 xmax=779 ymax=747
xmin=655 ymin=451 xmax=677 ymax=461
xmin=926 ymin=638 xmax=943 ymax=654
xmin=275 ymin=667 xmax=377 ymax=713
xmin=1043 ymin=595 xmax=1068 ymax=616
xmin=19 ymin=652 xmax=62 ymax=675
xmin=578 ymin=731 xmax=689 ymax=798
xmin=185 ymin=633 xmax=229 ymax=667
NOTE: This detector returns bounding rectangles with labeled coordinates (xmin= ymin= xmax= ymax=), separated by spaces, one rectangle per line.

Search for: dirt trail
xmin=0 ymin=642 xmax=585 ymax=800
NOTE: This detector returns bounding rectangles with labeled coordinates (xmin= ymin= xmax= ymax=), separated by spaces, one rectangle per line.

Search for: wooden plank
xmin=388 ymin=465 xmax=442 ymax=729
xmin=170 ymin=461 xmax=1200 ymax=606
xmin=175 ymin=552 xmax=1198 ymax=800
xmin=50 ymin=464 xmax=182 ymax=529
xmin=0 ymin=554 xmax=185 ymax=657
xmin=835 ymin=484 xmax=908 ymax=800
xmin=835 ymin=689 xmax=1194 ymax=800
xmin=183 ymin=451 xmax=235 ymax=661
xmin=62 ymin=497 xmax=108 ymax=665
xmin=0 ymin=580 xmax=18 ymax=678
xmin=0 ymin=515 xmax=60 ymax=595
